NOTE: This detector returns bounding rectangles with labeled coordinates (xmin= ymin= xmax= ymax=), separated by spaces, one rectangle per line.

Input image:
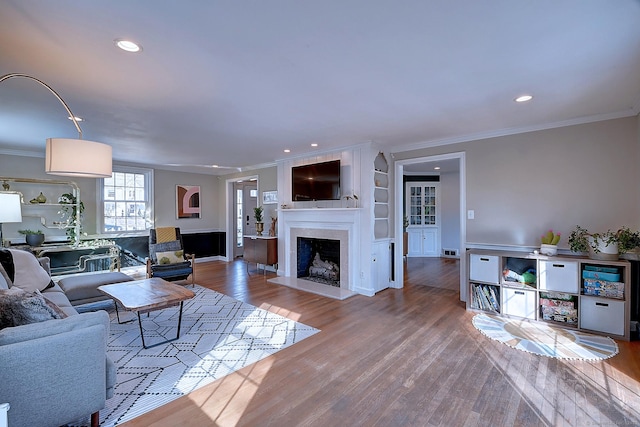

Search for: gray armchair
xmin=0 ymin=310 xmax=115 ymax=427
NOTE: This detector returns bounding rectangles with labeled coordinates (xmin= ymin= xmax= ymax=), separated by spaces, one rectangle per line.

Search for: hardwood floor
xmin=120 ymin=258 xmax=640 ymax=427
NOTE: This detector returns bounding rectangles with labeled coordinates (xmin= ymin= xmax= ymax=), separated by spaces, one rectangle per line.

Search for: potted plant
xmin=253 ymin=206 xmax=264 ymax=236
xmin=568 ymin=225 xmax=627 ymax=260
xmin=540 ymin=229 xmax=561 ymax=256
xmin=18 ymin=229 xmax=45 ymax=246
xmin=616 ymin=226 xmax=640 ymax=254
xmin=59 ymin=192 xmax=84 ymax=243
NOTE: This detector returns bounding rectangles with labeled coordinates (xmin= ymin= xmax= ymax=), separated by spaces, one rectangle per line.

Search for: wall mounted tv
xmin=292 ymin=160 xmax=341 ymax=201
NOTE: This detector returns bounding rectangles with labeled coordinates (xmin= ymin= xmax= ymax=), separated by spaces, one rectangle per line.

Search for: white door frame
xmin=225 ymin=174 xmax=259 ymax=262
xmin=393 ymin=152 xmax=467 ymax=302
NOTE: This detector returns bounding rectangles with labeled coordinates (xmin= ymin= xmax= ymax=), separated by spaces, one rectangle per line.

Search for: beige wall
xmin=393 ymin=116 xmax=640 ymax=249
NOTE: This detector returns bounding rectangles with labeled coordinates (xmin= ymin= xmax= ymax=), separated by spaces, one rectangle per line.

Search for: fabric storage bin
xmin=503 ymin=288 xmax=536 ymax=320
xmin=469 ymin=254 xmax=499 ymax=283
xmin=579 ymin=296 xmax=625 ymax=336
xmin=539 ymin=260 xmax=579 ymax=293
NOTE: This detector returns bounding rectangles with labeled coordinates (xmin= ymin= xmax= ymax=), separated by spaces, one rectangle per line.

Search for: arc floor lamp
xmin=0 ymin=73 xmax=112 ymax=178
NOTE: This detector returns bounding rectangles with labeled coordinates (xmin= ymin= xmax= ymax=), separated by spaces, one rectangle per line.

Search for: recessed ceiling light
xmin=434 ymin=166 xmax=441 ymax=170
xmin=284 ymin=149 xmax=291 ymax=153
xmin=114 ymin=39 xmax=142 ymax=53
xmin=515 ymin=94 xmax=533 ymax=103
xmin=68 ymin=116 xmax=83 ymax=122
xmin=311 ymin=143 xmax=318 ymax=147
xmin=212 ymin=165 xmax=219 ymax=168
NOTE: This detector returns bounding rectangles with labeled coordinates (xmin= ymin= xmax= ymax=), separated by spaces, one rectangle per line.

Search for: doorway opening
xmin=226 ymin=177 xmax=258 ymax=260
xmin=393 ymin=152 xmax=467 ymax=302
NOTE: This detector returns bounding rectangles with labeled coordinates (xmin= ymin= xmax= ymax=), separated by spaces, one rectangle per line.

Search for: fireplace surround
xmin=269 ymin=208 xmax=361 ymax=299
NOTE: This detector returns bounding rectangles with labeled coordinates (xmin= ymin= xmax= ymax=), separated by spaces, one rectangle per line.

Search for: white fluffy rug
xmin=71 ymin=285 xmax=320 ymax=426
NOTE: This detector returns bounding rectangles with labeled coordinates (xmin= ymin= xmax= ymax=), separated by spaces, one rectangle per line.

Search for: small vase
xmin=255 ymin=222 xmax=264 ymax=236
xmin=35 ymin=192 xmax=47 ymax=203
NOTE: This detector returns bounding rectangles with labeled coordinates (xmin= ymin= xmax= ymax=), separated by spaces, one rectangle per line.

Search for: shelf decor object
xmin=0 ymin=192 xmax=22 ymax=247
xmin=0 ymin=73 xmax=112 ymax=178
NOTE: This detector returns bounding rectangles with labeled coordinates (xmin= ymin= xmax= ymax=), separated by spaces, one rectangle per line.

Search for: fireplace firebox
xmin=297 ymin=237 xmax=340 ymax=287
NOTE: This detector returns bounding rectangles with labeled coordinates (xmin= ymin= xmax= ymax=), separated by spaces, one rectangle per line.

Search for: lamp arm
xmin=0 ymin=73 xmax=83 ymax=139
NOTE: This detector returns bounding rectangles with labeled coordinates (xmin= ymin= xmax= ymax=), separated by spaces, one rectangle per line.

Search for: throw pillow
xmin=150 ymin=240 xmax=181 ymax=263
xmin=156 ymin=250 xmax=184 ymax=265
xmin=0 ymin=288 xmax=62 ymax=329
xmin=1 ymin=249 xmax=54 ymax=292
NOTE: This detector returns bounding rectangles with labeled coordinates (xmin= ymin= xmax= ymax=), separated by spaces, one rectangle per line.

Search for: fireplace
xmin=297 ymin=237 xmax=340 ymax=287
xmin=269 ymin=208 xmax=360 ymax=298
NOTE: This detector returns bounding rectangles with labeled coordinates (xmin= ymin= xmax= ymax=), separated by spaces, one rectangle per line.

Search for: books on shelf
xmin=472 ymin=283 xmax=500 ymax=313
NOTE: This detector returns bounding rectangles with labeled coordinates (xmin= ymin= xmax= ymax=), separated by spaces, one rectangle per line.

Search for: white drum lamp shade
xmin=46 ymin=138 xmax=112 ymax=178
xmin=0 ymin=192 xmax=23 ymax=245
xmin=0 ymin=193 xmax=22 ymax=223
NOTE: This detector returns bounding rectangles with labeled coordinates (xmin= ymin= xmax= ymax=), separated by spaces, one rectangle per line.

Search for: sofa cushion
xmin=42 ymin=283 xmax=79 ymax=317
xmin=0 ymin=249 xmax=54 ymax=292
xmin=0 ymin=288 xmax=62 ymax=329
xmin=58 ymin=271 xmax=133 ymax=304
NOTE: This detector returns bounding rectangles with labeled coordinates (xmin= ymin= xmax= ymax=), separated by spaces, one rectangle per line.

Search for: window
xmin=101 ymin=167 xmax=153 ymax=233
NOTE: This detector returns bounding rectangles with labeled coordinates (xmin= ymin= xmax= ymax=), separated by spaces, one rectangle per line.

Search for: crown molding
xmin=390 ymin=109 xmax=639 ymax=154
xmin=0 ymin=147 xmax=43 ymax=158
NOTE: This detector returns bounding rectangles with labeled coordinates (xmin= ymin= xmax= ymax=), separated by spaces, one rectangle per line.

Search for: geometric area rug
xmin=472 ymin=313 xmax=618 ymax=361
xmin=71 ymin=285 xmax=320 ymax=426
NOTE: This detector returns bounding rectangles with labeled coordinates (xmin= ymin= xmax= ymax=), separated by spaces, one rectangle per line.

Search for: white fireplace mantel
xmin=278 ymin=208 xmax=362 ymax=293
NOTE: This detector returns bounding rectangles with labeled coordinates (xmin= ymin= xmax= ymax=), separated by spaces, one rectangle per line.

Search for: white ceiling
xmin=1 ymin=1 xmax=639 ymax=175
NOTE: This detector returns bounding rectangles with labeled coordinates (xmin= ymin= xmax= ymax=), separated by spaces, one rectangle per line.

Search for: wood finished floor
xmin=120 ymin=258 xmax=640 ymax=427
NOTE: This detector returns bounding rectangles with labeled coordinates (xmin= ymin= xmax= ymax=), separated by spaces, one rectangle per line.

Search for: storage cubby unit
xmin=467 ymin=249 xmax=631 ymax=340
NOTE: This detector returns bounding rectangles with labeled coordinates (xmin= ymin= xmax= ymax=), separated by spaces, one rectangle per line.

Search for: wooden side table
xmin=243 ymin=235 xmax=277 ymax=275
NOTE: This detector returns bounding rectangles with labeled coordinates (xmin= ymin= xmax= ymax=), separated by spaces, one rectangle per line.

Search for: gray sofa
xmin=0 ymin=256 xmax=117 ymax=427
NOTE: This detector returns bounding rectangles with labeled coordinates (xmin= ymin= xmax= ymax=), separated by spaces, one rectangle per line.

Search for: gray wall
xmin=216 ymin=165 xmax=278 ymax=226
xmin=0 ymin=155 xmax=223 ymax=240
xmin=393 ymin=116 xmax=640 ymax=250
xmin=440 ymin=170 xmax=460 ymax=253
xmin=153 ymin=169 xmax=220 ymax=231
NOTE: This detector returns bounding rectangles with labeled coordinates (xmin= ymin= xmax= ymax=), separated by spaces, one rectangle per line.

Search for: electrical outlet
xmin=467 ymin=209 xmax=475 ymax=220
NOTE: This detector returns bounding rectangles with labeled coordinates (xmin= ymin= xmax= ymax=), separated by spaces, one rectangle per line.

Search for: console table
xmin=243 ymin=235 xmax=277 ymax=275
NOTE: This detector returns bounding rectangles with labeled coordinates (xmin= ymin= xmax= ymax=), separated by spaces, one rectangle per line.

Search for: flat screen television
xmin=292 ymin=160 xmax=341 ymax=201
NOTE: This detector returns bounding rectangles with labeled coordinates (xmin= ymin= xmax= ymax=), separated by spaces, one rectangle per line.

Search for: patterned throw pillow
xmin=149 ymin=240 xmax=181 ymax=263
xmin=156 ymin=250 xmax=184 ymax=265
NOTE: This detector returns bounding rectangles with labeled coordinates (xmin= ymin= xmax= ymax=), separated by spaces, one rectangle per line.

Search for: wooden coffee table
xmin=98 ymin=277 xmax=195 ymax=348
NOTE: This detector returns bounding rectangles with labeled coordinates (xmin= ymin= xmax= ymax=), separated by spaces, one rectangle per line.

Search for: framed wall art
xmin=176 ymin=185 xmax=201 ymax=219
xmin=263 ymin=190 xmax=278 ymax=204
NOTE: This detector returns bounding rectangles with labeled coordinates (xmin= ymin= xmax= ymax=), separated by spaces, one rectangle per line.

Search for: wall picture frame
xmin=263 ymin=190 xmax=278 ymax=204
xmin=176 ymin=185 xmax=201 ymax=219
